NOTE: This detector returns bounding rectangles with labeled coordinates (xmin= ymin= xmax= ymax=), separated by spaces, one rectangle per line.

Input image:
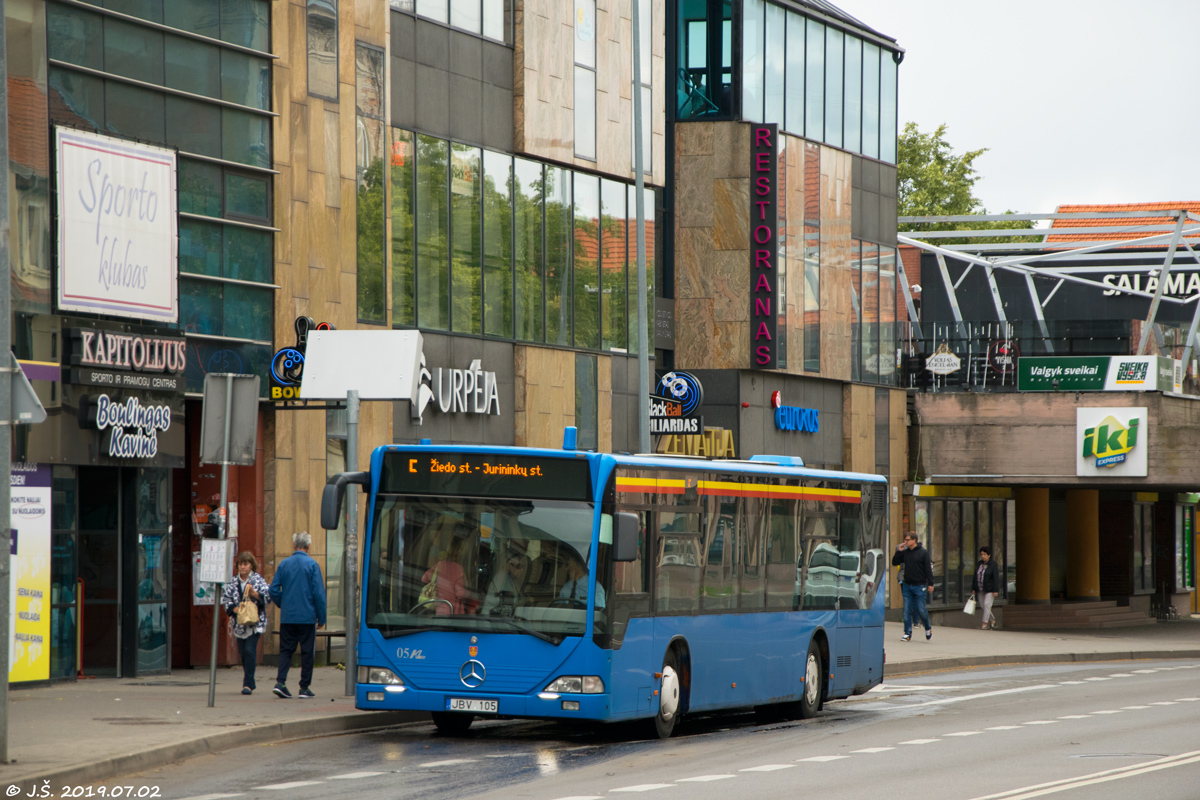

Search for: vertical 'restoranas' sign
xmin=750 ymin=124 xmax=778 ymax=367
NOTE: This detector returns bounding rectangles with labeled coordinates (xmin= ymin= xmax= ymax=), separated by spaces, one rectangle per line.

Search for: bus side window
xmin=608 ymin=507 xmax=651 ymax=649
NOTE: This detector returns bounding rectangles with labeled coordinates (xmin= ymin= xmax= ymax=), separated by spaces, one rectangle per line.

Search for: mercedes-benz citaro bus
xmin=321 ymin=430 xmax=888 ymax=738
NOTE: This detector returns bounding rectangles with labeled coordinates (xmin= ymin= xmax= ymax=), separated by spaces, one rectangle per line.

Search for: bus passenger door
xmin=832 ymin=513 xmax=863 ymax=697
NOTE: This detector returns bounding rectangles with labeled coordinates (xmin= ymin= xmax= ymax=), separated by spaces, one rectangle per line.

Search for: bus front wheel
xmin=653 ymin=650 xmax=682 ymax=739
xmin=431 ymin=711 xmax=475 ymax=735
xmin=799 ymin=639 xmax=823 ymax=719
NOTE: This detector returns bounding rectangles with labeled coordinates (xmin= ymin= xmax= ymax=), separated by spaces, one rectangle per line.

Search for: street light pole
xmin=631 ymin=0 xmax=651 ymax=454
xmin=0 ymin=0 xmax=14 ymax=763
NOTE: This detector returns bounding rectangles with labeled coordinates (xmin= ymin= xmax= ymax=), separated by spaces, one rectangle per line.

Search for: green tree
xmin=897 ymin=122 xmax=1037 ymax=244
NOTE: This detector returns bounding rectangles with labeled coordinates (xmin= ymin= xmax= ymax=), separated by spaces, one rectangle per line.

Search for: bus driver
xmin=559 ymin=555 xmax=606 ymax=609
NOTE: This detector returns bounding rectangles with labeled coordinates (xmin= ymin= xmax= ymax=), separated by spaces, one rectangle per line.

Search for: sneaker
xmin=901 ymin=633 xmax=911 ymax=642
xmin=242 ymin=687 xmax=252 ymax=696
xmin=273 ymin=683 xmax=292 ymax=699
xmin=926 ymin=628 xmax=933 ymax=641
xmin=298 ymin=687 xmax=315 ymax=699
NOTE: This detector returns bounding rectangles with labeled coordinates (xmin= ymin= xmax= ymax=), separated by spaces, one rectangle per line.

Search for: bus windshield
xmin=364 ymin=494 xmax=601 ymax=641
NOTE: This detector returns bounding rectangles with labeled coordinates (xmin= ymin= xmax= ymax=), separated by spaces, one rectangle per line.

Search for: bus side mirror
xmin=614 ymin=512 xmax=640 ymax=562
xmin=320 ymin=471 xmax=370 ymax=530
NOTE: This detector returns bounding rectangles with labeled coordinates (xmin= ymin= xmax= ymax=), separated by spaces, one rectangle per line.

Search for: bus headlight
xmin=358 ymin=666 xmax=405 ymax=686
xmin=544 ymin=676 xmax=605 ymax=694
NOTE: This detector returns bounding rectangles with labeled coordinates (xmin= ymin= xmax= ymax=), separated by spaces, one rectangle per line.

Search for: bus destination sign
xmin=381 ymin=452 xmax=591 ymax=502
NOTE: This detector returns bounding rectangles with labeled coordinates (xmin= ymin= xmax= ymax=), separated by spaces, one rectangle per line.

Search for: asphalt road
xmin=88 ymin=659 xmax=1200 ymax=800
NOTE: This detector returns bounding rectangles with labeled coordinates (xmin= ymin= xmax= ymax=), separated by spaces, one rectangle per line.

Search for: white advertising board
xmin=56 ymin=128 xmax=178 ymax=322
xmin=1076 ymin=407 xmax=1148 ymax=478
xmin=299 ymin=330 xmax=423 ymax=400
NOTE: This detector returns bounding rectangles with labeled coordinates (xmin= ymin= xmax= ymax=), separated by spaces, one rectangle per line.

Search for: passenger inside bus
xmin=420 ymin=536 xmax=477 ymax=614
xmin=481 ymin=540 xmax=530 ymax=616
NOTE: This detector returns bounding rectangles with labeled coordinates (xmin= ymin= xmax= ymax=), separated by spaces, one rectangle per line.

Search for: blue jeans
xmin=901 ymin=583 xmax=931 ymax=636
xmin=236 ymin=632 xmax=260 ymax=690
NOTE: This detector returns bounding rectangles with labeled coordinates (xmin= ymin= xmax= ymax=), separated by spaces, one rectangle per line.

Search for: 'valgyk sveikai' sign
xmin=56 ymin=128 xmax=178 ymax=323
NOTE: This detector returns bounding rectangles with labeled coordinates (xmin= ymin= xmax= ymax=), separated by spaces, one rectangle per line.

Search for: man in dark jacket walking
xmin=270 ymin=531 xmax=327 ymax=698
xmin=891 ymin=532 xmax=934 ymax=641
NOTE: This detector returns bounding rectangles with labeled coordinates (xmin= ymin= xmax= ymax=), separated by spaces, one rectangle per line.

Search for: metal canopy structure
xmin=897 ymin=209 xmax=1200 ymax=366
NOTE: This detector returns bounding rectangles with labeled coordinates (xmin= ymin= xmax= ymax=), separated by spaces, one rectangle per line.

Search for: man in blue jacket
xmin=270 ymin=531 xmax=327 ymax=698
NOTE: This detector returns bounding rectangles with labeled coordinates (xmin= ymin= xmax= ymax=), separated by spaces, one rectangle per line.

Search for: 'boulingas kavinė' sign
xmin=56 ymin=127 xmax=178 ymax=323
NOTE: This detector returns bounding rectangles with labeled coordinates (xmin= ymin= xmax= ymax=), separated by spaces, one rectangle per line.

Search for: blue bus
xmin=322 ymin=434 xmax=888 ymax=738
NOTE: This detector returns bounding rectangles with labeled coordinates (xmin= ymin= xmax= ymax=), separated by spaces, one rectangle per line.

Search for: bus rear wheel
xmin=799 ymin=639 xmax=823 ymax=719
xmin=653 ymin=650 xmax=682 ymax=739
xmin=431 ymin=711 xmax=475 ymax=735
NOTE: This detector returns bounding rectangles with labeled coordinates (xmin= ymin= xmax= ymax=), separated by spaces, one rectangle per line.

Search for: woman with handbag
xmin=972 ymin=546 xmax=1000 ymax=630
xmin=223 ymin=552 xmax=270 ymax=694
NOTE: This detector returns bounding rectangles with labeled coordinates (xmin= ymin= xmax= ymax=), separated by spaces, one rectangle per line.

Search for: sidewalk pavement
xmin=5 ymin=619 xmax=1199 ymax=792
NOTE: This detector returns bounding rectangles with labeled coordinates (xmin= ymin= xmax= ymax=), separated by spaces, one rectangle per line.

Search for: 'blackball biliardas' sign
xmin=56 ymin=127 xmax=178 ymax=323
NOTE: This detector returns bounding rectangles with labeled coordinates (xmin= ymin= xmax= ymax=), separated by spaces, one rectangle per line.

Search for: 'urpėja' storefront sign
xmin=750 ymin=123 xmax=778 ymax=367
xmin=56 ymin=128 xmax=178 ymax=323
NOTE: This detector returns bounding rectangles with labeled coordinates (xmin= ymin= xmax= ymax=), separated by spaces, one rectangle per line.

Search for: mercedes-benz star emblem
xmin=459 ymin=659 xmax=486 ymax=688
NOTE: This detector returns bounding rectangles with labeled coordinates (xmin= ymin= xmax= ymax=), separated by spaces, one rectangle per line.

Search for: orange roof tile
xmin=1047 ymin=202 xmax=1200 ymax=245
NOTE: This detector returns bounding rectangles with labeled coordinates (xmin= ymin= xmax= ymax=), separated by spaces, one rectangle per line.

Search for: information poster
xmin=10 ymin=464 xmax=51 ymax=683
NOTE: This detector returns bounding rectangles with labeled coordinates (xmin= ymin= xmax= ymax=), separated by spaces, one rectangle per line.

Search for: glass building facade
xmin=676 ymin=0 xmax=900 ymax=163
xmin=384 ymin=129 xmax=658 ymax=354
xmin=45 ymin=0 xmax=276 ymax=392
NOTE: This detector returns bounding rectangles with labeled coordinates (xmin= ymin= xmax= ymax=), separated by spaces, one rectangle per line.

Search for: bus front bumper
xmin=356 ymin=684 xmax=610 ymax=719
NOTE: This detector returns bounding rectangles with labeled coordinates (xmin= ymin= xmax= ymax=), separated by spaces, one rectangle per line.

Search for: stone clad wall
xmin=266 ymin=0 xmax=392 ymax=644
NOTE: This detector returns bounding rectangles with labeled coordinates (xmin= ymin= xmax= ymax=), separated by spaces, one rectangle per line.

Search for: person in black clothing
xmin=972 ymin=545 xmax=1001 ymax=630
xmin=891 ymin=532 xmax=934 ymax=641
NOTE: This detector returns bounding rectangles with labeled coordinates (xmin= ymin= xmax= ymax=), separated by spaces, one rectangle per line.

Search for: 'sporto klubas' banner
xmin=56 ymin=127 xmax=178 ymax=323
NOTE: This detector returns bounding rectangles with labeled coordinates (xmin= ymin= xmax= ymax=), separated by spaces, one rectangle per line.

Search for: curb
xmin=6 ymin=709 xmax=430 ymax=794
xmin=886 ymin=649 xmax=1200 ymax=676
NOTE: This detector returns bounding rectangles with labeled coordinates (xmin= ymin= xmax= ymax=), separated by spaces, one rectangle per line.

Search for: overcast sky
xmin=837 ymin=1 xmax=1200 ymax=215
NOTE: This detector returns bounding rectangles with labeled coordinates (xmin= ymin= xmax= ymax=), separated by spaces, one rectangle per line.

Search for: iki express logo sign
xmin=1080 ymin=414 xmax=1140 ymax=468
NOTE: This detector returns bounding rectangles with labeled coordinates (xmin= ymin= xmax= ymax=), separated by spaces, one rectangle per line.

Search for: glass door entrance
xmin=77 ymin=467 xmax=171 ymax=677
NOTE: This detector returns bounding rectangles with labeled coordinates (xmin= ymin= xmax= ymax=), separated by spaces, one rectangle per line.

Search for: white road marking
xmin=1176 ymin=697 xmax=1200 ymax=701
xmin=907 ymin=684 xmax=1056 ymax=708
xmin=1149 ymin=701 xmax=1177 ymax=706
xmin=1108 ymin=673 xmax=1134 ymax=678
xmin=1131 ymin=669 xmax=1158 ymax=674
xmin=944 ymin=731 xmax=983 ymax=737
xmin=551 ymin=796 xmax=603 ymax=800
xmin=1091 ymin=710 xmax=1123 ymax=714
xmin=852 ymin=747 xmax=896 ymax=753
xmin=174 ymin=795 xmax=244 ymax=800
xmin=252 ymin=782 xmax=325 ymax=791
xmin=740 ymin=764 xmax=795 ymax=772
xmin=964 ymin=749 xmax=1200 ymax=800
xmin=677 ymin=775 xmax=735 ymax=782
xmin=328 ymin=772 xmax=384 ymax=779
xmin=1121 ymin=705 xmax=1150 ymax=710
xmin=1058 ymin=715 xmax=1091 ymax=719
xmin=797 ymin=755 xmax=848 ymax=762
xmin=611 ymin=786 xmax=676 ymax=793
xmin=1023 ymin=720 xmax=1057 ymax=725
xmin=985 ymin=726 xmax=1022 ymax=730
xmin=1084 ymin=677 xmax=1112 ymax=682
xmin=419 ymin=759 xmax=479 ymax=767
xmin=1058 ymin=681 xmax=1086 ymax=685
xmin=900 ymin=738 xmax=941 ymax=745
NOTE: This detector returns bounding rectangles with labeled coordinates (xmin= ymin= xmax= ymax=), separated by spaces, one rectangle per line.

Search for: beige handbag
xmin=236 ymin=583 xmax=260 ymax=626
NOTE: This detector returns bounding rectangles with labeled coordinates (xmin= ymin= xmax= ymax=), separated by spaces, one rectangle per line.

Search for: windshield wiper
xmin=385 ymin=625 xmax=452 ymax=638
xmin=491 ymin=617 xmax=563 ymax=645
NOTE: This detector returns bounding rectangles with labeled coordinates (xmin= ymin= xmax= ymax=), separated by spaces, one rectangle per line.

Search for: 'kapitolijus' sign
xmin=56 ymin=128 xmax=178 ymax=323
